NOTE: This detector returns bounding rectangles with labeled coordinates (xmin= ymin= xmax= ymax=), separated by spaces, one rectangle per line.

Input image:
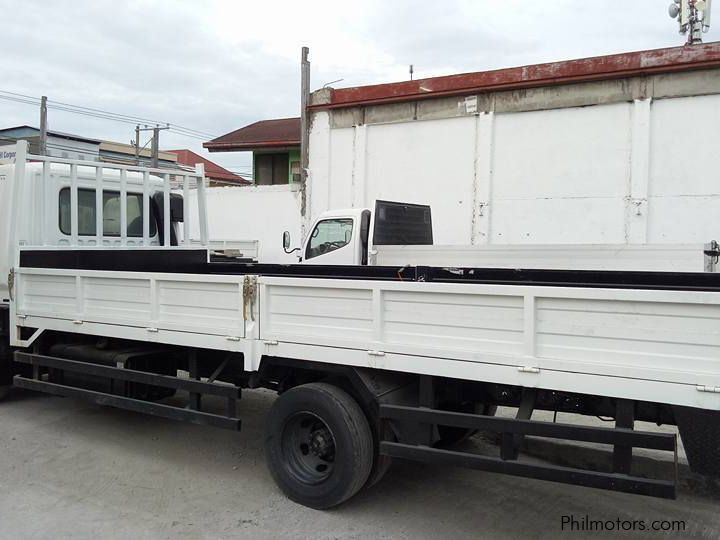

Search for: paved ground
xmin=1 ymin=388 xmax=719 ymax=540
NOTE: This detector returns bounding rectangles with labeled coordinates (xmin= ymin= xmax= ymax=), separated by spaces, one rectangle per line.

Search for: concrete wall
xmin=307 ymin=68 xmax=720 ymax=245
xmin=189 ymin=185 xmax=302 ymax=263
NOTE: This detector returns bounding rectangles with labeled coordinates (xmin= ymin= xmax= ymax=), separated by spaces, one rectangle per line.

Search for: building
xmin=204 ymin=117 xmax=300 ymax=185
xmin=0 ymin=125 xmax=100 ymax=160
xmin=99 ymin=140 xmax=178 ymax=168
xmin=198 ymin=41 xmax=720 ymax=262
xmin=0 ymin=127 xmax=235 ymax=183
xmin=166 ymin=149 xmax=249 ymax=186
xmin=305 ymin=41 xmax=720 ymax=246
xmin=193 ymin=118 xmax=303 ymax=263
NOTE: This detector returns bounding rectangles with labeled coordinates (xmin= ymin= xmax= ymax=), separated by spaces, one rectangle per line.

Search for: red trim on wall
xmin=310 ymin=42 xmax=720 ymax=110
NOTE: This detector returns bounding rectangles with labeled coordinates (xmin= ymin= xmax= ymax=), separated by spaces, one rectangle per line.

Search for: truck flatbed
xmin=13 ymin=245 xmax=720 ymax=410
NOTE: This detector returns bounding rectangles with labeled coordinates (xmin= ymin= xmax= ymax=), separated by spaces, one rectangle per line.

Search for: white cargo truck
xmin=2 ymin=140 xmax=720 ymax=509
xmin=287 ymin=203 xmax=719 ymax=272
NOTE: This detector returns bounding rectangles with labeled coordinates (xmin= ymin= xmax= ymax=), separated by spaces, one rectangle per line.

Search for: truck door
xmin=302 ymin=217 xmax=357 ymax=265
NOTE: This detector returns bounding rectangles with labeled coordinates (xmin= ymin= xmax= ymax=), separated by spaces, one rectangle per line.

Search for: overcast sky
xmin=1 ymin=0 xmax=717 ymax=177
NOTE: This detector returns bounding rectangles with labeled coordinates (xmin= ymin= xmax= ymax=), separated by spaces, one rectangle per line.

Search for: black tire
xmin=265 ymin=383 xmax=374 ymax=509
xmin=674 ymin=406 xmax=720 ymax=477
xmin=365 ymin=424 xmax=393 ymax=488
xmin=0 ymin=386 xmax=8 ymax=402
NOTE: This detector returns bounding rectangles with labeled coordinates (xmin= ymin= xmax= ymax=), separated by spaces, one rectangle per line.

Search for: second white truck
xmin=285 ymin=201 xmax=719 ymax=272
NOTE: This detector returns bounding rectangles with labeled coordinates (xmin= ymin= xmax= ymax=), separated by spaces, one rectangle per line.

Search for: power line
xmin=167 ymin=128 xmax=212 ymax=141
xmin=49 ymin=101 xmax=219 ymax=139
xmin=0 ymin=94 xmax=41 ymax=107
xmin=51 ymin=101 xmax=219 ymax=139
xmin=50 ymin=99 xmax=173 ymax=126
xmin=47 ymin=96 xmax=219 ymax=138
xmin=0 ymin=90 xmax=40 ymax=102
xmin=0 ymin=89 xmax=221 ymax=140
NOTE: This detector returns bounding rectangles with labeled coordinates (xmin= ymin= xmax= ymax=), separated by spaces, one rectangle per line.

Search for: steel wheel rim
xmin=281 ymin=411 xmax=336 ymax=485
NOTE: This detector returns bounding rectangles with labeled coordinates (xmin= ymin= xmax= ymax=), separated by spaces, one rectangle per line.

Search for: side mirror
xmin=152 ymin=192 xmax=184 ymax=222
xmin=169 ymin=194 xmax=184 ymax=222
xmin=283 ymin=231 xmax=300 ymax=254
xmin=283 ymin=231 xmax=291 ymax=250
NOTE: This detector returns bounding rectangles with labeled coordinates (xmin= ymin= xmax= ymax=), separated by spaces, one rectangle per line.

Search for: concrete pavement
xmin=1 ymin=388 xmax=718 ymax=539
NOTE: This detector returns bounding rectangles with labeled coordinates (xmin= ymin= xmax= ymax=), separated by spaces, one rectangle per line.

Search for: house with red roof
xmin=204 ymin=118 xmax=300 ymax=186
xmin=166 ymin=149 xmax=249 ymax=186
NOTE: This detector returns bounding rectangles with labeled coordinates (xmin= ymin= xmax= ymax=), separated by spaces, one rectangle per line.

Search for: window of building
xmin=254 ymin=153 xmax=289 ymax=185
xmin=290 ymin=160 xmax=301 ymax=182
xmin=305 ymin=218 xmax=354 ymax=260
xmin=58 ymin=188 xmax=156 ymax=237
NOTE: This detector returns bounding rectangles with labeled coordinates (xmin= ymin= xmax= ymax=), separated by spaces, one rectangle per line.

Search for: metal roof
xmin=310 ymin=41 xmax=720 ymax=110
xmin=0 ymin=125 xmax=101 ymax=144
xmin=100 ymin=140 xmax=178 ymax=162
xmin=166 ymin=149 xmax=249 ymax=184
xmin=204 ymin=117 xmax=300 ymax=152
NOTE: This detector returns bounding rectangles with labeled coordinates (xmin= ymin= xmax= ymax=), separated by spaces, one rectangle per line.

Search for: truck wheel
xmin=365 ymin=419 xmax=394 ymax=488
xmin=674 ymin=406 xmax=720 ymax=477
xmin=265 ymin=382 xmax=374 ymax=509
xmin=0 ymin=386 xmax=8 ymax=402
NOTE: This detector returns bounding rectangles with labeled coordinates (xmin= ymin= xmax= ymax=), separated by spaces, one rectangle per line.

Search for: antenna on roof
xmin=669 ymin=0 xmax=712 ymax=44
xmin=409 ymin=64 xmax=414 ymax=81
xmin=322 ymin=79 xmax=344 ymax=89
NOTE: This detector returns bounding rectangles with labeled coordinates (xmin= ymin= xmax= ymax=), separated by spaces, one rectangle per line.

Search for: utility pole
xmin=137 ymin=124 xmax=169 ymax=168
xmin=151 ymin=126 xmax=160 ymax=168
xmin=135 ymin=125 xmax=140 ymax=164
xmin=39 ymin=96 xmax=48 ymax=155
xmin=300 ymin=47 xmax=310 ymax=219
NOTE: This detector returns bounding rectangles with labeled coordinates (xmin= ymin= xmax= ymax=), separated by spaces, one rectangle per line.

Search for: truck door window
xmin=306 ymin=219 xmax=353 ymax=260
xmin=59 ymin=188 xmax=156 ymax=237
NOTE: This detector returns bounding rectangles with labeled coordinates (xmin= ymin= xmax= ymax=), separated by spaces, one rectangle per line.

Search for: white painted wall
xmin=489 ymin=102 xmax=632 ymax=244
xmin=647 ymin=95 xmax=720 ymax=243
xmin=365 ymin=117 xmax=476 ymax=245
xmin=200 ymin=92 xmax=719 ymax=262
xmin=308 ymin=94 xmax=720 ymax=246
xmin=189 ymin=185 xmax=302 ymax=263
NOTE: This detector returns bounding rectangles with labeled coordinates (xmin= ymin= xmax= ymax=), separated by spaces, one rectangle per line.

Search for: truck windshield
xmin=59 ymin=188 xmax=157 ymax=237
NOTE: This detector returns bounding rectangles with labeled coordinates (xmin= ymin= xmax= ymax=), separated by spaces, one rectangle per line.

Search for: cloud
xmin=0 ymin=0 xmax=716 ymax=175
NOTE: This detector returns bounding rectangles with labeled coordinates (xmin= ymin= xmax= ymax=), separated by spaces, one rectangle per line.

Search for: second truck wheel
xmin=264 ymin=382 xmax=374 ymax=509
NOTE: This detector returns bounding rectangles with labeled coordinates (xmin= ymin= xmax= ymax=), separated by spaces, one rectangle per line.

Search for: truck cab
xmin=285 ymin=200 xmax=433 ymax=265
xmin=0 ymin=142 xmax=197 ymax=304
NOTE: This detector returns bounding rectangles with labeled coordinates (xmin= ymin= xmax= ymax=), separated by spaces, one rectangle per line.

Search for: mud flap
xmin=0 ymin=306 xmax=11 ymax=388
xmin=674 ymin=406 xmax=720 ymax=477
